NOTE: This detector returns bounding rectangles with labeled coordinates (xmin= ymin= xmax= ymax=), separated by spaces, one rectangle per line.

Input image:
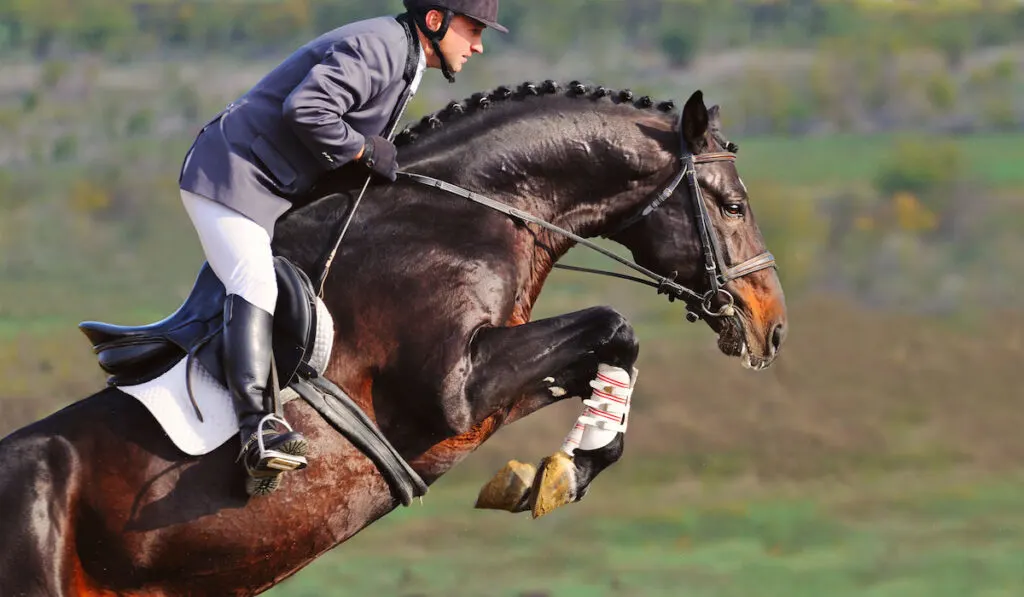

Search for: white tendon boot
xmin=561 ymin=364 xmax=637 ymax=456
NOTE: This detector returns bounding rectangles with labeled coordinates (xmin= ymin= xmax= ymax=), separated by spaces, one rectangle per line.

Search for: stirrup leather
xmin=238 ymin=414 xmax=309 ymax=474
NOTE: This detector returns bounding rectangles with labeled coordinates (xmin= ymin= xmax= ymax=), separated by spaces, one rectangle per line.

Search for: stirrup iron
xmin=238 ymin=414 xmax=309 ymax=473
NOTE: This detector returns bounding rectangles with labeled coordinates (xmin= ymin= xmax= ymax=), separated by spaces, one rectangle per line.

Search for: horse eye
xmin=724 ymin=203 xmax=745 ymax=217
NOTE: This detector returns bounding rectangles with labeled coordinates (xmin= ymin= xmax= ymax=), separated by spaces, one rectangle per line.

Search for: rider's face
xmin=425 ymin=12 xmax=485 ymax=73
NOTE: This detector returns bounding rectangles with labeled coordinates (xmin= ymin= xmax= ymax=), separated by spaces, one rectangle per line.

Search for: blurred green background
xmin=2 ymin=1 xmax=1023 ymax=595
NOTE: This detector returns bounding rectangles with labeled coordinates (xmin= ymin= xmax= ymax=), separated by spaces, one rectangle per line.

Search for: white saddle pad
xmin=118 ymin=298 xmax=335 ymax=456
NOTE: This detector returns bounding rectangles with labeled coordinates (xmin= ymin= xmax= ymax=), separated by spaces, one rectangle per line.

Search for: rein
xmin=398 ymin=150 xmax=776 ymax=322
xmin=397 ymin=171 xmax=705 ymax=305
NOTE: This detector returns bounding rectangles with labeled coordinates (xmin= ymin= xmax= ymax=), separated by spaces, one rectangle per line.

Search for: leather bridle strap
xmin=396 ymin=150 xmax=776 ymax=321
xmin=397 ymin=171 xmax=706 ymax=305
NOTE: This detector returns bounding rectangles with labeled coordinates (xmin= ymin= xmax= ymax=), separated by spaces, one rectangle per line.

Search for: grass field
xmin=266 ymin=468 xmax=1024 ymax=597
xmin=738 ymin=133 xmax=1024 ymax=188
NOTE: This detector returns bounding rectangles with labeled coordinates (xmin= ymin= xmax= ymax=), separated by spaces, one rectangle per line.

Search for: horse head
xmin=604 ymin=90 xmax=788 ymax=369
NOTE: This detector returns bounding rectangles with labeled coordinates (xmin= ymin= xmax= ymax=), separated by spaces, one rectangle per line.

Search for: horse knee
xmin=590 ymin=307 xmax=638 ymax=365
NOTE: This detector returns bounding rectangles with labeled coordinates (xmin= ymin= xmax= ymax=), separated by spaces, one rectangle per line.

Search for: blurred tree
xmin=241 ymin=0 xmax=312 ymax=48
xmin=40 ymin=59 xmax=69 ymax=89
xmin=736 ymin=69 xmax=800 ymax=135
xmin=0 ymin=168 xmax=13 ymax=209
xmin=981 ymin=97 xmax=1017 ymax=131
xmin=20 ymin=90 xmax=39 ymax=113
xmin=966 ymin=57 xmax=1019 ymax=131
xmin=75 ymin=0 xmax=133 ymax=52
xmin=170 ymin=84 xmax=203 ymax=123
xmin=925 ymin=73 xmax=958 ymax=115
xmin=0 ymin=106 xmax=18 ymax=134
xmin=70 ymin=178 xmax=111 ymax=215
xmin=125 ymin=109 xmax=154 ymax=137
xmin=660 ymin=27 xmax=698 ymax=68
xmin=50 ymin=134 xmax=78 ymax=163
xmin=935 ymin=30 xmax=971 ymax=69
xmin=748 ymin=182 xmax=826 ymax=292
xmin=875 ymin=138 xmax=962 ymax=198
xmin=874 ymin=137 xmax=963 ymax=234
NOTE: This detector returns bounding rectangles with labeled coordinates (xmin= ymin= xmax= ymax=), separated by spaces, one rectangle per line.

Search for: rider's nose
xmin=770 ymin=323 xmax=786 ymax=355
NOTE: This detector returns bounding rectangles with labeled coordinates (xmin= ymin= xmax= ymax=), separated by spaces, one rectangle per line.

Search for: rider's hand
xmin=358 ymin=136 xmax=399 ymax=182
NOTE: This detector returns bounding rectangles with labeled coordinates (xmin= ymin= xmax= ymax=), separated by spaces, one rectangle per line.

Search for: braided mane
xmin=394 ymin=80 xmax=679 ymax=146
xmin=395 ymin=79 xmax=738 ymax=153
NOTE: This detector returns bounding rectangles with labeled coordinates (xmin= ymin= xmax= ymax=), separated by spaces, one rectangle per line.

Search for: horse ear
xmin=708 ymin=105 xmax=722 ymax=129
xmin=680 ymin=90 xmax=709 ymax=153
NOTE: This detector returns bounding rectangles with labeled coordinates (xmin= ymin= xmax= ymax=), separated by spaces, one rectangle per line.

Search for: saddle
xmin=79 ymin=257 xmax=429 ymax=505
xmin=79 ymin=256 xmax=317 ymax=392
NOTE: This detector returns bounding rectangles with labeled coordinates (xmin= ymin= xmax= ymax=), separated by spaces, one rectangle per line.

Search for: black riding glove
xmin=359 ymin=135 xmax=399 ymax=182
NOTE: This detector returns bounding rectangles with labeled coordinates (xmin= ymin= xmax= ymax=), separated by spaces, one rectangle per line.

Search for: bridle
xmin=597 ymin=149 xmax=777 ymax=320
xmin=397 ymin=135 xmax=777 ymax=323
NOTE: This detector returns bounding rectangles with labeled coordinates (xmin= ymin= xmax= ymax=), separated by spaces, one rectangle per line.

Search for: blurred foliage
xmin=70 ymin=178 xmax=112 ymax=215
xmin=875 ymin=137 xmax=963 ymax=200
xmin=50 ymin=133 xmax=78 ymax=162
xmin=1 ymin=0 xmax=1023 ymax=59
xmin=660 ymin=28 xmax=698 ymax=68
xmin=125 ymin=108 xmax=154 ymax=137
xmin=1 ymin=0 xmax=1020 ymax=138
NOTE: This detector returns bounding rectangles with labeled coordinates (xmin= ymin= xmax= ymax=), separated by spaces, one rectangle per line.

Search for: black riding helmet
xmin=402 ymin=0 xmax=508 ymax=82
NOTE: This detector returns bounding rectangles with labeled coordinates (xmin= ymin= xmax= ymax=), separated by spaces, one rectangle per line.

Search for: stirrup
xmin=238 ymin=414 xmax=309 ymax=474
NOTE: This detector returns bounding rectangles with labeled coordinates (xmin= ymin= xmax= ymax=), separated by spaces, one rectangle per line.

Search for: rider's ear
xmin=426 ymin=9 xmax=444 ymax=32
xmin=681 ymin=90 xmax=709 ymax=154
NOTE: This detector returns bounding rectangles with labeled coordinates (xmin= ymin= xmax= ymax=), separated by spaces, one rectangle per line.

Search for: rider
xmin=177 ymin=1 xmax=506 ymax=496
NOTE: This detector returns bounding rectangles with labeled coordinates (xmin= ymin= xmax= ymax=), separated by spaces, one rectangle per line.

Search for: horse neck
xmin=399 ymin=103 xmax=675 ymax=321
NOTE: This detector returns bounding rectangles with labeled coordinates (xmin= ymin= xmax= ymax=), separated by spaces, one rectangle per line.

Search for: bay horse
xmin=0 ymin=82 xmax=787 ymax=596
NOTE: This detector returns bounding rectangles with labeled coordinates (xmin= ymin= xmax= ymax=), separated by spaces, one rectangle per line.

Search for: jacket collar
xmin=395 ymin=13 xmax=422 ymax=84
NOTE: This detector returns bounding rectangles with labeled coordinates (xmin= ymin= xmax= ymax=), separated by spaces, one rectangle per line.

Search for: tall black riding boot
xmin=223 ymin=294 xmax=309 ymax=496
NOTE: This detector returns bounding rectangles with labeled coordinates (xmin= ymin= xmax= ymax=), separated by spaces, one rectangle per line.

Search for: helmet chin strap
xmin=411 ymin=9 xmax=456 ymax=83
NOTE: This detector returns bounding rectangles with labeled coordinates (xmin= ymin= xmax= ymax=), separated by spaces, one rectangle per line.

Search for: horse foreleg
xmin=462 ymin=306 xmax=639 ymax=518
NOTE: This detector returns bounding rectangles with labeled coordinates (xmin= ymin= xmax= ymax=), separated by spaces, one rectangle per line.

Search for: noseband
xmin=398 ymin=141 xmax=776 ymax=323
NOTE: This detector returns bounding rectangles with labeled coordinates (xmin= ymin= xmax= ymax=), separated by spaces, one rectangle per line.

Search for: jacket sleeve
xmin=283 ymin=34 xmax=402 ymax=171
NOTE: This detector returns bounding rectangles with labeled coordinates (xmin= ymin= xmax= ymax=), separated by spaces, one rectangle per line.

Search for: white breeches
xmin=181 ymin=190 xmax=278 ymax=315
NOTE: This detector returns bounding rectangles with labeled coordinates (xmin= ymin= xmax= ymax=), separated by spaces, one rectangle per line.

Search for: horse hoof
xmin=475 ymin=460 xmax=536 ymax=512
xmin=529 ymin=451 xmax=577 ymax=519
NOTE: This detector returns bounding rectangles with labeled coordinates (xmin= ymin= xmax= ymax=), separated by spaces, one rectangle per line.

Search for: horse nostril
xmin=771 ymin=324 xmax=785 ymax=353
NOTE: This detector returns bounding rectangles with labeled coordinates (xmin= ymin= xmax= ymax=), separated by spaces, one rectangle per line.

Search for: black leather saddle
xmin=80 ymin=257 xmax=429 ymax=506
xmin=79 ymin=256 xmax=319 ymax=390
